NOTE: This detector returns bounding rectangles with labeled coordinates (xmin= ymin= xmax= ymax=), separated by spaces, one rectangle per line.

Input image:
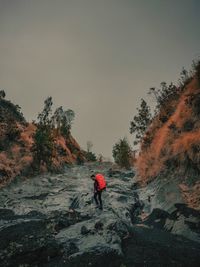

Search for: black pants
xmin=94 ymin=190 xmax=103 ymax=209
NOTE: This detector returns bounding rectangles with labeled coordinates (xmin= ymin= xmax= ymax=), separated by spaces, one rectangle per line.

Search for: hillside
xmin=0 ymin=94 xmax=85 ymax=188
xmin=136 ymin=62 xmax=200 ymax=210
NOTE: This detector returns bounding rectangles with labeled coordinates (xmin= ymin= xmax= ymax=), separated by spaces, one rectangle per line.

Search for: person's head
xmin=90 ymin=174 xmax=95 ymax=181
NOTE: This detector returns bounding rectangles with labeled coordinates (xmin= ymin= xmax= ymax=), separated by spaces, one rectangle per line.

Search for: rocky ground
xmin=0 ymin=162 xmax=200 ymax=267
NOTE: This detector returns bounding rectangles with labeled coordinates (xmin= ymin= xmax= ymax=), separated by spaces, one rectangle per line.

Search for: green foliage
xmin=37 ymin=97 xmax=53 ymax=127
xmin=32 ymin=97 xmax=76 ymax=169
xmin=148 ymin=82 xmax=178 ymax=112
xmin=32 ymin=126 xmax=54 ymax=168
xmin=51 ymin=106 xmax=75 ymax=137
xmin=112 ymin=138 xmax=132 ymax=169
xmin=51 ymin=106 xmax=63 ymax=129
xmin=60 ymin=109 xmax=75 ymax=137
xmin=130 ymin=99 xmax=152 ymax=146
xmin=85 ymin=151 xmax=97 ymax=162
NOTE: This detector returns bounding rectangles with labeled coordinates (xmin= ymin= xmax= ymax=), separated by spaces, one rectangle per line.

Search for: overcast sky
xmin=0 ymin=0 xmax=200 ymax=158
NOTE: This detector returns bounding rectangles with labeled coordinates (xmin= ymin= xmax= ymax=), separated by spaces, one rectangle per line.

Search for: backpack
xmin=95 ymin=173 xmax=106 ymax=190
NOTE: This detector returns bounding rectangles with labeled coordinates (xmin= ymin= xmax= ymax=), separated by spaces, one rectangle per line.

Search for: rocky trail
xmin=0 ymin=163 xmax=200 ymax=267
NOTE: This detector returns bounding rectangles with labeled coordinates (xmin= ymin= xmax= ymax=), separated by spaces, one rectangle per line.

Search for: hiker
xmin=91 ymin=173 xmax=106 ymax=210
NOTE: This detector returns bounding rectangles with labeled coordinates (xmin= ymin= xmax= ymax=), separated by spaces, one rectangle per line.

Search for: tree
xmin=32 ymin=96 xmax=76 ymax=169
xmin=148 ymin=82 xmax=178 ymax=111
xmin=60 ymin=109 xmax=75 ymax=137
xmin=148 ymin=82 xmax=181 ymax=125
xmin=37 ymin=97 xmax=53 ymax=127
xmin=51 ymin=106 xmax=63 ymax=130
xmin=97 ymin=154 xmax=103 ymax=162
xmin=51 ymin=107 xmax=75 ymax=137
xmin=0 ymin=90 xmax=6 ymax=99
xmin=112 ymin=138 xmax=132 ymax=169
xmin=130 ymin=99 xmax=152 ymax=146
xmin=85 ymin=151 xmax=97 ymax=162
xmin=192 ymin=59 xmax=200 ymax=86
xmin=86 ymin=141 xmax=93 ymax=152
xmin=85 ymin=141 xmax=96 ymax=162
xmin=32 ymin=97 xmax=54 ymax=169
xmin=32 ymin=126 xmax=54 ymax=168
xmin=179 ymin=67 xmax=190 ymax=85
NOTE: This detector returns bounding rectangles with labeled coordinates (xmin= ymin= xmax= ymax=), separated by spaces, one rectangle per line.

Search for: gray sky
xmin=0 ymin=0 xmax=200 ymax=158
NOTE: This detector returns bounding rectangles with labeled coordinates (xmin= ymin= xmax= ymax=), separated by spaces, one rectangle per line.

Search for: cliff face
xmin=136 ymin=70 xmax=200 ymax=209
xmin=0 ymin=98 xmax=85 ymax=188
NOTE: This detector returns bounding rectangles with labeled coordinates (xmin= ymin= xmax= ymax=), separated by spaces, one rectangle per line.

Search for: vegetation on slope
xmin=130 ymin=60 xmax=200 ymax=209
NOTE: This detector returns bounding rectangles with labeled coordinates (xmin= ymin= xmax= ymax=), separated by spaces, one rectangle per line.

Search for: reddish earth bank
xmin=0 ymin=97 xmax=85 ymax=188
xmin=136 ymin=73 xmax=200 ymax=210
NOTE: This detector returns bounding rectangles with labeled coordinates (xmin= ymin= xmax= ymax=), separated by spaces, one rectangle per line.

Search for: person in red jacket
xmin=91 ymin=173 xmax=106 ymax=210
